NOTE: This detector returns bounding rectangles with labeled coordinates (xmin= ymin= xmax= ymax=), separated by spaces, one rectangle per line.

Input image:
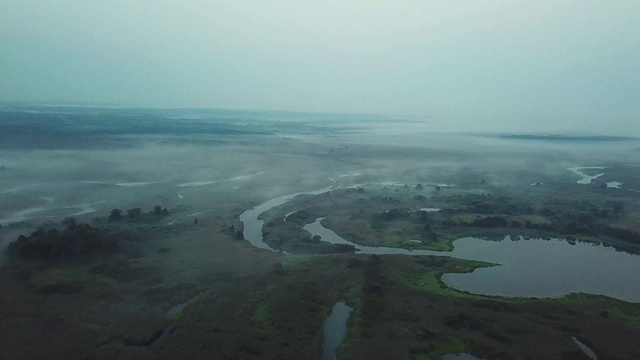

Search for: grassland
xmin=2 ymin=109 xmax=640 ymax=359
xmin=3 ymin=204 xmax=640 ymax=359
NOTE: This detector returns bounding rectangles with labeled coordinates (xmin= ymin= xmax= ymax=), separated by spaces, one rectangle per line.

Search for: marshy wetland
xmin=2 ymin=107 xmax=640 ymax=359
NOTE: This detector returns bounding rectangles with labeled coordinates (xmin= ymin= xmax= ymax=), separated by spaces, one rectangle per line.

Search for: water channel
xmin=239 ymin=188 xmax=640 ymax=358
xmin=240 ymin=191 xmax=640 ymax=302
xmin=322 ymin=301 xmax=353 ymax=360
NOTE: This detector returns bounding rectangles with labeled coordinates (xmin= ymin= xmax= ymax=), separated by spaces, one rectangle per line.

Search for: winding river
xmin=240 ymin=190 xmax=640 ymax=303
xmin=239 ymin=187 xmax=333 ymax=251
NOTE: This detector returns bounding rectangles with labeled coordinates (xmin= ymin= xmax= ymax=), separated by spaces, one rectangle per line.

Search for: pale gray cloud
xmin=1 ymin=1 xmax=639 ymax=134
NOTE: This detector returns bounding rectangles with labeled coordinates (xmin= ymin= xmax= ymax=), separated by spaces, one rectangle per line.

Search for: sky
xmin=1 ymin=1 xmax=639 ymax=134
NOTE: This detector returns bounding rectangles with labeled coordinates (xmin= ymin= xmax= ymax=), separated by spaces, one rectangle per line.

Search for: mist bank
xmin=2 ymin=106 xmax=639 ymax=229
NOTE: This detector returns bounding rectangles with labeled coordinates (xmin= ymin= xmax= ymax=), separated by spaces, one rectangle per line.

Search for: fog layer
xmin=2 ymin=1 xmax=639 ymax=135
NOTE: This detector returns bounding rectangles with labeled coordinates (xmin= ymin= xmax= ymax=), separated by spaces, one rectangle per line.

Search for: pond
xmin=440 ymin=236 xmax=640 ymax=302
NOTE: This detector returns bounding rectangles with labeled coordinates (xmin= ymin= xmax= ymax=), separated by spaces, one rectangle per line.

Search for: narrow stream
xmin=322 ymin=302 xmax=353 ymax=360
xmin=571 ymin=337 xmax=598 ymax=360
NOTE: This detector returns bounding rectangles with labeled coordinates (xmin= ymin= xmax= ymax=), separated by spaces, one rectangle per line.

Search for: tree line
xmin=108 ymin=205 xmax=169 ymax=222
xmin=7 ymin=222 xmax=117 ymax=262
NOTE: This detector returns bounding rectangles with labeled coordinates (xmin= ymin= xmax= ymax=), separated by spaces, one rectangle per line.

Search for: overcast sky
xmin=1 ymin=1 xmax=639 ymax=134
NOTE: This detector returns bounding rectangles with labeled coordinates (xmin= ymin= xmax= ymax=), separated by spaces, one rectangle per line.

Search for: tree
xmin=127 ymin=208 xmax=142 ymax=220
xmin=425 ymin=232 xmax=438 ymax=243
xmin=7 ymin=222 xmax=115 ymax=262
xmin=612 ymin=202 xmax=625 ymax=217
xmin=108 ymin=209 xmax=123 ymax=222
xmin=152 ymin=206 xmax=169 ymax=217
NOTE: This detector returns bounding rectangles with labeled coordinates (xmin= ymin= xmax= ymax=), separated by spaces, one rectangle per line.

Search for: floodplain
xmin=1 ymin=106 xmax=640 ymax=359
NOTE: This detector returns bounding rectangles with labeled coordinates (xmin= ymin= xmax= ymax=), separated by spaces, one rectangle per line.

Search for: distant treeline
xmin=107 ymin=205 xmax=169 ymax=222
xmin=0 ymin=110 xmax=271 ymax=150
xmin=496 ymin=134 xmax=635 ymax=142
xmin=366 ymin=193 xmax=638 ymax=247
xmin=447 ymin=215 xmax=640 ymax=246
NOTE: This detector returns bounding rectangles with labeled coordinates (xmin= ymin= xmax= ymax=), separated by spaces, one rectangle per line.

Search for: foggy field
xmin=2 ymin=107 xmax=640 ymax=359
xmin=2 ymin=106 xmax=638 ymax=229
xmin=2 ymin=1 xmax=639 ymax=358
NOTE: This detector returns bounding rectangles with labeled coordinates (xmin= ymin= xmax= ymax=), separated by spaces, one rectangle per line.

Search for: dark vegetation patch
xmin=6 ymin=223 xmax=117 ymax=262
xmin=3 ymin=214 xmax=640 ymax=359
xmin=141 ymin=283 xmax=199 ymax=306
xmin=90 ymin=260 xmax=156 ymax=283
xmin=123 ymin=325 xmax=173 ymax=348
xmin=37 ymin=282 xmax=84 ymax=295
xmin=106 ymin=205 xmax=170 ymax=223
xmin=160 ymin=256 xmax=361 ymax=359
xmin=339 ymin=255 xmax=640 ymax=360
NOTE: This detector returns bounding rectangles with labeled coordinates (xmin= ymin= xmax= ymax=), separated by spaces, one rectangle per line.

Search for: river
xmin=240 ymin=191 xmax=640 ymax=302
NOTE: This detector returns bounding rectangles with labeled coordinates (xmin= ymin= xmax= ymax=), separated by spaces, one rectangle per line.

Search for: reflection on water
xmin=606 ymin=181 xmax=622 ymax=188
xmin=567 ymin=167 xmax=606 ymax=184
xmin=571 ymin=337 xmax=598 ymax=360
xmin=305 ymin=219 xmax=640 ymax=302
xmin=240 ymin=190 xmax=640 ymax=302
xmin=166 ymin=303 xmax=187 ymax=320
xmin=441 ymin=236 xmax=640 ymax=302
xmin=322 ymin=301 xmax=353 ymax=360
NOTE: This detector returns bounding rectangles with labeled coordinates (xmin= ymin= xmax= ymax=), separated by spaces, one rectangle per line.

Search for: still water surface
xmin=322 ymin=302 xmax=353 ymax=360
xmin=241 ymin=193 xmax=640 ymax=302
